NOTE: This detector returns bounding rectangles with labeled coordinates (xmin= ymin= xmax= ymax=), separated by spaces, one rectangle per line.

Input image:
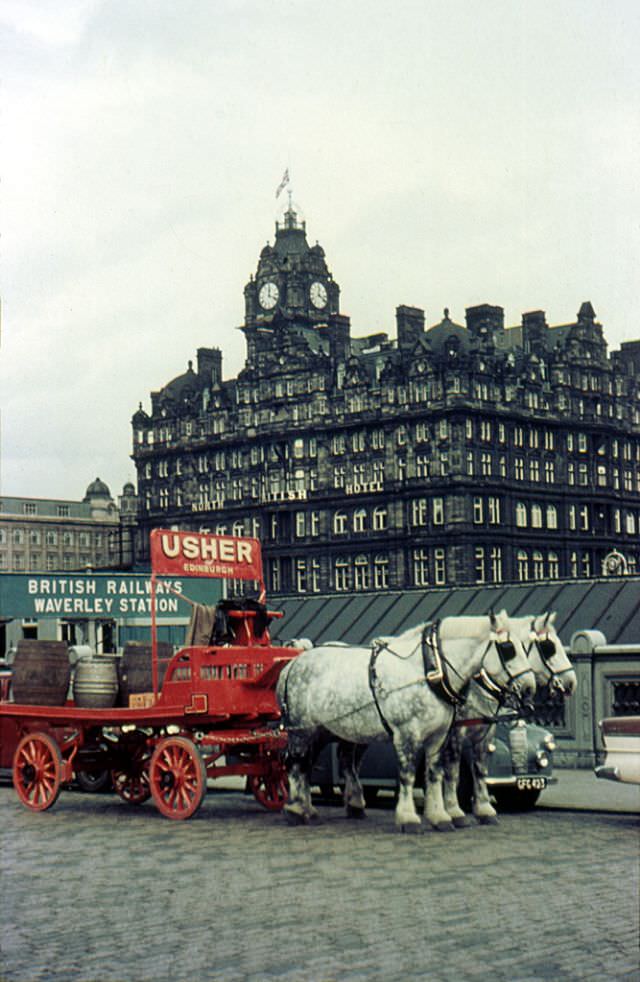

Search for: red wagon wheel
xmin=149 ymin=736 xmax=207 ymax=820
xmin=13 ymin=732 xmax=63 ymax=812
xmin=112 ymin=743 xmax=152 ymax=805
xmin=249 ymin=766 xmax=288 ymax=812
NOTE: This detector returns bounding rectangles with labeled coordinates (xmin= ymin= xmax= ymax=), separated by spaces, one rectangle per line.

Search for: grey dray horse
xmin=276 ymin=611 xmax=536 ymax=832
xmin=431 ymin=612 xmax=577 ymax=829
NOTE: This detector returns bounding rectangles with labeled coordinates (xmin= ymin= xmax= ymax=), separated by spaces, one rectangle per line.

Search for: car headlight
xmin=536 ymin=751 xmax=549 ymax=769
xmin=543 ymin=733 xmax=556 ymax=752
xmin=487 ymin=741 xmax=496 ymax=754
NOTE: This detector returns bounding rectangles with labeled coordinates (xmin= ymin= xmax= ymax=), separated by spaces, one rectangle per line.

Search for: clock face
xmin=259 ymin=281 xmax=279 ymax=310
xmin=310 ymin=281 xmax=328 ymax=309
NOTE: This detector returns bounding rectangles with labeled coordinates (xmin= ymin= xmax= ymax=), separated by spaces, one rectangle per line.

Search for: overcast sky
xmin=1 ymin=0 xmax=639 ymax=503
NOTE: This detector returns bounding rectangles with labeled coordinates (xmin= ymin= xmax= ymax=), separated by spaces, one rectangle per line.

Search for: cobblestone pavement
xmin=0 ymin=786 xmax=638 ymax=982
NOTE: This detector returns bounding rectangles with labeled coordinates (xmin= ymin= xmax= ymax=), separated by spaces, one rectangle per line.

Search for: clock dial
xmin=259 ymin=281 xmax=279 ymax=310
xmin=310 ymin=281 xmax=328 ymax=309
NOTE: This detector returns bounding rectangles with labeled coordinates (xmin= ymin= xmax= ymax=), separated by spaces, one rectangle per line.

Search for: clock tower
xmin=243 ymin=202 xmax=340 ymax=329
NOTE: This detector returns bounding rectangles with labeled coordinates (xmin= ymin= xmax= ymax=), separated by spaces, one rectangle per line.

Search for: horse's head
xmin=511 ymin=612 xmax=577 ymax=696
xmin=474 ymin=609 xmax=537 ymax=706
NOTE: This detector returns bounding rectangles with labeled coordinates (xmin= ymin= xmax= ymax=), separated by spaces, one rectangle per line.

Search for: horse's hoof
xmin=452 ymin=815 xmax=473 ymax=829
xmin=284 ymin=808 xmax=309 ymax=826
xmin=397 ymin=822 xmax=423 ymax=835
xmin=476 ymin=814 xmax=499 ymax=826
xmin=346 ymin=805 xmax=367 ymax=820
xmin=432 ymin=820 xmax=456 ymax=833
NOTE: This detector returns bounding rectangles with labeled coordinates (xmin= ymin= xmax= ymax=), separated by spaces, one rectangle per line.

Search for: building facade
xmin=131 ymin=206 xmax=640 ymax=596
xmin=0 ymin=479 xmax=137 ymax=575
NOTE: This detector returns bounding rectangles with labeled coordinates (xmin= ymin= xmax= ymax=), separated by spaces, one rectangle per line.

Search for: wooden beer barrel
xmin=73 ymin=656 xmax=119 ymax=708
xmin=119 ymin=641 xmax=173 ymax=705
xmin=11 ymin=640 xmax=70 ymax=706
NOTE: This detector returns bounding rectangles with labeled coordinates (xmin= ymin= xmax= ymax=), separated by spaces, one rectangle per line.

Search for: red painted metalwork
xmin=0 ymin=532 xmax=301 ymax=821
xmin=149 ymin=736 xmax=207 ymax=820
xmin=13 ymin=732 xmax=64 ymax=812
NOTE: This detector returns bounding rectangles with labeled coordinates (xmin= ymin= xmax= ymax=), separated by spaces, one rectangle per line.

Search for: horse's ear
xmin=495 ymin=609 xmax=509 ymax=631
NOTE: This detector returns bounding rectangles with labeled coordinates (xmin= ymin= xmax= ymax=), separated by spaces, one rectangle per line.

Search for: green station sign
xmin=0 ymin=573 xmax=222 ymax=620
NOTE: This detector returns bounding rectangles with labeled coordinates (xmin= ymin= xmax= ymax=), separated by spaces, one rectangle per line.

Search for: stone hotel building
xmin=131 ymin=206 xmax=640 ymax=597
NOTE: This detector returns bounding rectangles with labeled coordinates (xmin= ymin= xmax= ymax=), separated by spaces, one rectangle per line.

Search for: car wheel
xmin=76 ymin=769 xmax=112 ymax=794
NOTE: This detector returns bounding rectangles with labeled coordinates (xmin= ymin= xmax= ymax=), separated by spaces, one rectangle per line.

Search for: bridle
xmin=421 ymin=617 xmax=533 ymax=709
xmin=524 ymin=616 xmax=574 ymax=692
xmin=473 ymin=630 xmax=533 ymax=702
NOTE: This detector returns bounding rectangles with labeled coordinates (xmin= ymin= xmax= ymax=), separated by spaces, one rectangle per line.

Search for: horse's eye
xmin=537 ymin=639 xmax=555 ymax=659
xmin=497 ymin=641 xmax=517 ymax=661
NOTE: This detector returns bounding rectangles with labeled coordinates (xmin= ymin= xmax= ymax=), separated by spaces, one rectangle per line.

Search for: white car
xmin=595 ymin=716 xmax=640 ymax=785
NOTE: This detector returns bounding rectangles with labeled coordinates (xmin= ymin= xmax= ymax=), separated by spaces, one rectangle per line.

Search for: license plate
xmin=516 ymin=777 xmax=547 ymax=791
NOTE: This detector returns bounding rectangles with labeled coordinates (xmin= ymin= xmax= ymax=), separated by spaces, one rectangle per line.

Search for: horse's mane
xmin=395 ymin=610 xmax=508 ymax=643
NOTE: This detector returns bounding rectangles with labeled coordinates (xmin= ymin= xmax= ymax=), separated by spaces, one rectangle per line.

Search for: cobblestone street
xmin=1 ymin=782 xmax=638 ymax=982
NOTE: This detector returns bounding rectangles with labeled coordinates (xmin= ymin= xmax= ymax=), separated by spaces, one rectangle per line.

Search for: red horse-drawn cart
xmin=0 ymin=530 xmax=300 ymax=819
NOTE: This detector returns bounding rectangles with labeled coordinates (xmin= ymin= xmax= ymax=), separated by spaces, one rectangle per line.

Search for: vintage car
xmin=595 ymin=716 xmax=640 ymax=785
xmin=311 ymin=719 xmax=557 ymax=811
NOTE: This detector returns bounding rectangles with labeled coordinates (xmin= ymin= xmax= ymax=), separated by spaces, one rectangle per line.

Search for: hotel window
xmin=466 ymin=451 xmax=474 ymax=476
xmin=415 ymin=422 xmax=428 ymax=443
xmin=570 ymin=551 xmax=578 ymax=577
xmin=353 ymin=509 xmax=367 ymax=533
xmin=412 ymin=548 xmax=429 ymax=587
xmin=438 ymin=420 xmax=448 ymax=441
xmin=353 ymin=462 xmax=366 ymax=484
xmin=372 ymin=460 xmax=385 ymax=483
xmin=578 ymin=433 xmax=588 ymax=453
xmin=372 ymin=506 xmax=388 ymax=531
xmin=29 ymin=530 xmax=41 ymax=546
xmin=529 ymin=429 xmax=539 ymax=449
xmin=57 ymin=505 xmax=70 ymax=517
xmin=626 ymin=512 xmax=636 ymax=535
xmin=296 ymin=560 xmax=308 ymax=594
xmin=481 ymin=453 xmax=491 ymax=476
xmin=514 ymin=427 xmax=524 ymax=447
xmin=480 ymin=420 xmax=491 ymax=442
xmin=46 ymin=530 xmax=57 ymax=546
xmin=548 ymin=551 xmax=559 ymax=579
xmin=569 ymin=505 xmax=577 ymax=530
xmin=416 ymin=454 xmax=430 ymax=479
xmin=581 ymin=553 xmax=591 ymax=577
xmin=411 ymin=498 xmax=428 ymax=527
xmin=333 ymin=466 xmax=345 ymax=489
xmin=23 ymin=503 xmax=37 ymax=515
xmin=533 ymin=551 xmax=544 ymax=580
xmin=579 ymin=464 xmax=589 ymax=486
xmin=397 ymin=457 xmax=407 ymax=482
xmin=269 ymin=558 xmax=281 ymax=594
xmin=516 ymin=502 xmax=527 ymax=528
xmin=613 ymin=508 xmax=621 ymax=534
xmin=546 ymin=505 xmax=558 ymax=530
xmin=597 ymin=464 xmax=607 ymax=487
xmin=498 ymin=423 xmax=506 ymax=444
xmin=545 ymin=460 xmax=555 ymax=483
xmin=580 ymin=506 xmax=589 ymax=531
xmin=351 ymin=431 xmax=365 ymax=453
xmin=432 ymin=497 xmax=444 ymax=525
xmin=474 ymin=547 xmax=486 ymax=584
xmin=544 ymin=431 xmax=554 ymax=451
xmin=310 ymin=559 xmax=321 ymax=593
xmin=434 ymin=548 xmax=446 ymax=585
xmin=568 ymin=463 xmax=575 ymax=486
xmin=334 ymin=557 xmax=349 ymax=592
xmin=354 ymin=555 xmax=370 ymax=591
xmin=488 ymin=497 xmax=501 ymax=525
xmin=499 ymin=455 xmax=507 ymax=479
xmin=374 ymin=554 xmax=389 ymax=590
xmin=529 ymin=459 xmax=540 ymax=482
xmin=517 ymin=549 xmax=529 ymax=581
xmin=491 ymin=546 xmax=502 ymax=582
xmin=530 ymin=504 xmax=542 ymax=528
xmin=515 ymin=457 xmax=524 ymax=481
xmin=293 ymin=438 xmax=305 ymax=459
xmin=473 ymin=497 xmax=483 ymax=524
xmin=372 ymin=429 xmax=385 ymax=450
xmin=333 ymin=511 xmax=347 ymax=535
xmin=295 ymin=512 xmax=306 ymax=538
xmin=310 ymin=511 xmax=320 ymax=537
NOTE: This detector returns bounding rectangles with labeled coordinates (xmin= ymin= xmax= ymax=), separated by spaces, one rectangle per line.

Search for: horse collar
xmin=422 ymin=621 xmax=469 ymax=708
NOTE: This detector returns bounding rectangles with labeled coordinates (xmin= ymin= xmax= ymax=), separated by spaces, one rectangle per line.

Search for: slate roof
xmin=272 ymin=577 xmax=640 ymax=649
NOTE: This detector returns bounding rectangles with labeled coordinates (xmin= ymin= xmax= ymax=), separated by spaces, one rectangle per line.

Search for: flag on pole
xmin=275 ymin=168 xmax=290 ymax=198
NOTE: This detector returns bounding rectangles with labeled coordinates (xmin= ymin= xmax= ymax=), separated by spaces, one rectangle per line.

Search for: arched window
xmin=354 ymin=555 xmax=370 ymax=591
xmin=625 ymin=512 xmax=636 ymax=535
xmin=334 ymin=557 xmax=349 ymax=591
xmin=517 ymin=549 xmax=529 ymax=581
xmin=546 ymin=504 xmax=558 ymax=530
xmin=531 ymin=505 xmax=542 ymax=529
xmin=372 ymin=506 xmax=388 ymax=531
xmin=548 ymin=551 xmax=559 ymax=579
xmin=353 ymin=508 xmax=367 ymax=533
xmin=516 ymin=502 xmax=527 ymax=528
xmin=333 ymin=511 xmax=347 ymax=535
xmin=532 ymin=550 xmax=544 ymax=579
xmin=374 ymin=554 xmax=389 ymax=589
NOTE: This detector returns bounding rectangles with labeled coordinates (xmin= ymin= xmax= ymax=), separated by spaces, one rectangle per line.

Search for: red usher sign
xmin=150 ymin=529 xmax=264 ymax=583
